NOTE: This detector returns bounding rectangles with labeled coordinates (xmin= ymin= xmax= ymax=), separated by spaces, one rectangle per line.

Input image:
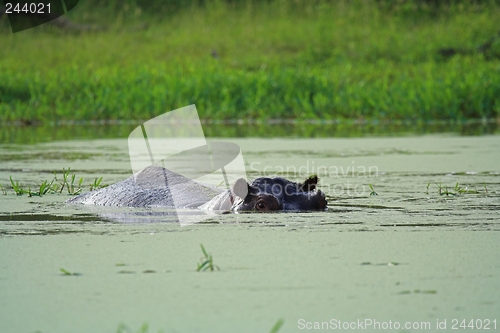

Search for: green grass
xmin=368 ymin=184 xmax=378 ymax=196
xmin=196 ymin=244 xmax=220 ymax=272
xmin=269 ymin=319 xmax=285 ymax=333
xmin=433 ymin=182 xmax=487 ymax=196
xmin=59 ymin=268 xmax=81 ymax=276
xmin=1 ymin=0 xmax=500 ymax=123
xmin=5 ymin=168 xmax=107 ymax=196
xmin=89 ymin=176 xmax=105 ymax=191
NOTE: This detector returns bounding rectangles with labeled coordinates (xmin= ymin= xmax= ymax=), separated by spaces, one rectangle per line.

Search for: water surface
xmin=0 ymin=131 xmax=499 ymax=333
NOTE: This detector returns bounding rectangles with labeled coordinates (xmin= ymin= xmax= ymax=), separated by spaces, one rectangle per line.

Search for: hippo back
xmin=67 ymin=166 xmax=224 ymax=208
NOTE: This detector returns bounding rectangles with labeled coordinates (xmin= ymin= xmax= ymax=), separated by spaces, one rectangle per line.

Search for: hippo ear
xmin=232 ymin=178 xmax=250 ymax=200
xmin=299 ymin=174 xmax=318 ymax=192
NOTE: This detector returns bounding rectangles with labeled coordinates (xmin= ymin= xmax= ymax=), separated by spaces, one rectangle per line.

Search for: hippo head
xmin=230 ymin=175 xmax=327 ymax=212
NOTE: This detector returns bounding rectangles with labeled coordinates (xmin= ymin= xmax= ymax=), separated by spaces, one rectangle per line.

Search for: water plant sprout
xmin=5 ymin=168 xmax=107 ymax=196
xmin=435 ymin=182 xmax=485 ymax=196
xmin=197 ymin=244 xmax=220 ymax=272
xmin=60 ymin=268 xmax=81 ymax=276
xmin=368 ymin=184 xmax=378 ymax=196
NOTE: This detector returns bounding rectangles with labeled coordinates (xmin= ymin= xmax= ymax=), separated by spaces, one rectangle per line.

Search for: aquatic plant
xmin=59 ymin=268 xmax=81 ymax=276
xmin=269 ymin=319 xmax=285 ymax=333
xmin=10 ymin=176 xmax=26 ymax=196
xmin=434 ymin=182 xmax=485 ymax=196
xmin=368 ymin=184 xmax=378 ymax=196
xmin=5 ymin=168 xmax=107 ymax=196
xmin=39 ymin=179 xmax=55 ymax=195
xmin=57 ymin=168 xmax=84 ymax=194
xmin=0 ymin=183 xmax=6 ymax=195
xmin=90 ymin=177 xmax=105 ymax=191
xmin=69 ymin=174 xmax=84 ymax=194
xmin=453 ymin=182 xmax=480 ymax=195
xmin=197 ymin=244 xmax=220 ymax=272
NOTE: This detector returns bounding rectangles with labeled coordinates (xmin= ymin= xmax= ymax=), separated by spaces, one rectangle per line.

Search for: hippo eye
xmin=256 ymin=201 xmax=267 ymax=210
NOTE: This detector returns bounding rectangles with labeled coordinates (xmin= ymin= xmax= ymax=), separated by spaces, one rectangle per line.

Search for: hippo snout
xmin=315 ymin=190 xmax=327 ymax=210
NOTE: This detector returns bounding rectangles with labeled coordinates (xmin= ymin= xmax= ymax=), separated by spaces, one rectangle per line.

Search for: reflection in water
xmin=0 ymin=213 xmax=98 ymax=222
xmin=1 ymin=120 xmax=499 ymax=144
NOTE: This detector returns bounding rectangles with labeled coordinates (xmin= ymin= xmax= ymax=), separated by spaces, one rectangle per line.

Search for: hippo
xmin=67 ymin=166 xmax=327 ymax=212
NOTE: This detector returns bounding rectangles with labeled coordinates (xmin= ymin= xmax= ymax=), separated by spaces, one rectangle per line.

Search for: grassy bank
xmin=1 ymin=0 xmax=500 ymax=123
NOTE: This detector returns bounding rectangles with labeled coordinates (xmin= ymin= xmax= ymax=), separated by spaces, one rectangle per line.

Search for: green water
xmin=0 ymin=127 xmax=499 ymax=333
